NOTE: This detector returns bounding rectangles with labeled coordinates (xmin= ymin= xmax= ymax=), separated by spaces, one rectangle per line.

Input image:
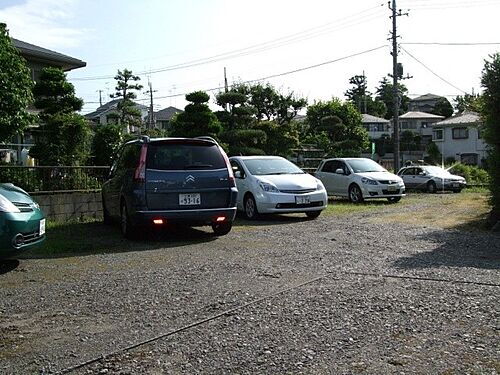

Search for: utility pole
xmin=363 ymin=70 xmax=367 ymax=114
xmin=144 ymin=81 xmax=157 ymax=130
xmin=224 ymin=67 xmax=229 ymax=111
xmin=97 ymin=90 xmax=103 ymax=106
xmin=389 ymin=0 xmax=408 ymax=172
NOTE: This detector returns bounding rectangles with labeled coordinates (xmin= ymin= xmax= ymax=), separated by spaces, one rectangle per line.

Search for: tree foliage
xmin=431 ymin=97 xmax=453 ymax=118
xmin=0 ymin=23 xmax=36 ymax=143
xmin=111 ymin=69 xmax=143 ymax=132
xmin=91 ymin=124 xmax=123 ymax=166
xmin=454 ymin=93 xmax=482 ymax=113
xmin=305 ymin=98 xmax=370 ymax=157
xmin=30 ymin=67 xmax=90 ymax=165
xmin=375 ymin=77 xmax=410 ymax=119
xmin=481 ymin=53 xmax=500 ymax=220
xmin=169 ymin=91 xmax=222 ymax=138
xmin=345 ymin=74 xmax=387 ymax=118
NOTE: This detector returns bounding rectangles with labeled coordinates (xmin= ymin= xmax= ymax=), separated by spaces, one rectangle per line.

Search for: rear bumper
xmin=133 ymin=207 xmax=237 ymax=226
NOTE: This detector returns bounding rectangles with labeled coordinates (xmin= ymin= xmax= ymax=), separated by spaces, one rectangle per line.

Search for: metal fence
xmin=0 ymin=166 xmax=111 ymax=193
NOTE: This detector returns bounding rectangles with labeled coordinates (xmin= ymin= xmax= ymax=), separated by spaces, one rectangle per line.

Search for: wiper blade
xmin=183 ymin=164 xmax=213 ymax=169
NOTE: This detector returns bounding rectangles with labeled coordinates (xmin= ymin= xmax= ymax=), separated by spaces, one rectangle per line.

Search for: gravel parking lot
xmin=0 ymin=193 xmax=498 ymax=374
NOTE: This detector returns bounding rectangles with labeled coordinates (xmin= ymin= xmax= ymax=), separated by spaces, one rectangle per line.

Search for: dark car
xmin=0 ymin=183 xmax=45 ymax=259
xmin=102 ymin=136 xmax=237 ymax=238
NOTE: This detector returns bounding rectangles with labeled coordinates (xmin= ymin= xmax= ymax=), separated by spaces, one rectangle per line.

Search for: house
xmin=84 ymin=99 xmax=149 ymax=133
xmin=145 ymin=106 xmax=183 ymax=130
xmin=408 ymin=93 xmax=446 ymax=113
xmin=362 ymin=114 xmax=391 ymax=139
xmin=9 ymin=38 xmax=86 ymax=165
xmin=432 ymin=111 xmax=487 ymax=166
xmin=398 ymin=111 xmax=445 ymax=145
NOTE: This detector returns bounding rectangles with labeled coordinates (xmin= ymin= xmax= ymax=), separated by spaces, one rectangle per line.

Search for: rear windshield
xmin=146 ymin=143 xmax=226 ymax=170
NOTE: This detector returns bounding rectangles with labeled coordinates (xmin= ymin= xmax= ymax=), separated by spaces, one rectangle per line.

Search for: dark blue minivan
xmin=102 ymin=136 xmax=238 ymax=238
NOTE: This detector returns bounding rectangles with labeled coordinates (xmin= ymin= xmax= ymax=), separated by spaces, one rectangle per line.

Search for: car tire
xmin=212 ymin=222 xmax=232 ymax=236
xmin=102 ymin=196 xmax=112 ymax=225
xmin=244 ymin=194 xmax=259 ymax=220
xmin=348 ymin=184 xmax=364 ymax=204
xmin=387 ymin=197 xmax=401 ymax=203
xmin=306 ymin=210 xmax=322 ymax=219
xmin=427 ymin=181 xmax=437 ymax=194
xmin=120 ymin=202 xmax=137 ymax=240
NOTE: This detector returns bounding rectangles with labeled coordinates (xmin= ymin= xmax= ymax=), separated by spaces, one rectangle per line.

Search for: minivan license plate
xmin=179 ymin=193 xmax=201 ymax=206
xmin=295 ymin=196 xmax=310 ymax=205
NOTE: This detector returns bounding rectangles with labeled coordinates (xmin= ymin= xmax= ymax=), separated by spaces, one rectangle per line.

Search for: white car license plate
xmin=453 ymin=183 xmax=459 ymax=187
xmin=39 ymin=219 xmax=46 ymax=236
xmin=295 ymin=196 xmax=310 ymax=205
xmin=387 ymin=185 xmax=398 ymax=192
xmin=179 ymin=193 xmax=201 ymax=206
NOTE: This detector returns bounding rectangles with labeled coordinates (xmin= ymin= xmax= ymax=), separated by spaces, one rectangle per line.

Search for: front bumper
xmin=0 ymin=211 xmax=46 ymax=258
xmin=133 ymin=207 xmax=237 ymax=226
xmin=254 ymin=190 xmax=328 ymax=214
xmin=438 ymin=181 xmax=467 ymax=190
xmin=360 ymin=183 xmax=406 ymax=199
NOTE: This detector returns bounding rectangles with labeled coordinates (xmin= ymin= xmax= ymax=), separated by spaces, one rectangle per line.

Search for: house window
xmin=421 ymin=122 xmax=428 ymax=129
xmin=452 ymin=127 xmax=469 ymax=139
xmin=461 ymin=153 xmax=478 ymax=165
xmin=400 ymin=121 xmax=408 ymax=129
xmin=433 ymin=128 xmax=443 ymax=141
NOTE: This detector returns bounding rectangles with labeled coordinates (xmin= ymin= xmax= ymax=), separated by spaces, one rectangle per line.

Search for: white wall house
xmin=432 ymin=112 xmax=487 ymax=166
xmin=398 ymin=111 xmax=445 ymax=144
xmin=84 ymin=99 xmax=149 ymax=133
xmin=362 ymin=114 xmax=391 ymax=139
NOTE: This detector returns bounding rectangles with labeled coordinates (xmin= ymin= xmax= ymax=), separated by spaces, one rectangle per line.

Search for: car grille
xmin=13 ymin=202 xmax=34 ymax=212
xmin=378 ymin=180 xmax=398 ymax=185
xmin=280 ymin=189 xmax=316 ymax=194
xmin=382 ymin=189 xmax=400 ymax=195
xmin=276 ymin=201 xmax=324 ymax=209
xmin=21 ymin=230 xmax=43 ymax=244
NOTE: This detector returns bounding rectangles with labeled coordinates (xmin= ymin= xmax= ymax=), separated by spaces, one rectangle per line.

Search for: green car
xmin=0 ymin=183 xmax=45 ymax=259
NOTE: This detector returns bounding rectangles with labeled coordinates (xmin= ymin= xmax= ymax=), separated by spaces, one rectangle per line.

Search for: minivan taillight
xmin=134 ymin=144 xmax=148 ymax=182
xmin=220 ymin=147 xmax=235 ymax=187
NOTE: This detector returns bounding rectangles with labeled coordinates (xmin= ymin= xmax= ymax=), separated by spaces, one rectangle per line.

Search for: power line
xmin=400 ymin=46 xmax=467 ymax=94
xmin=402 ymin=42 xmax=500 ymax=46
xmin=69 ymin=6 xmax=386 ymax=82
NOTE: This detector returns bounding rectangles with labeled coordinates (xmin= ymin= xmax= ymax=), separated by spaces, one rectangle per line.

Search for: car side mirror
xmin=335 ymin=168 xmax=344 ymax=175
xmin=234 ymin=170 xmax=243 ymax=179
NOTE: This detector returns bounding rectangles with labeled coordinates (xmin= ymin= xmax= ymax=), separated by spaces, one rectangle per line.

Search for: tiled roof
xmin=84 ymin=99 xmax=147 ymax=119
xmin=362 ymin=114 xmax=390 ymax=124
xmin=399 ymin=111 xmax=444 ymax=119
xmin=12 ymin=38 xmax=86 ymax=71
xmin=410 ymin=93 xmax=444 ymax=102
xmin=435 ymin=111 xmax=481 ymax=126
xmin=154 ymin=106 xmax=183 ymax=121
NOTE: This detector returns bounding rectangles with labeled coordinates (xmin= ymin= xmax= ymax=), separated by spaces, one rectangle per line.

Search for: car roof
xmin=322 ymin=157 xmax=373 ymax=162
xmin=124 ymin=137 xmax=218 ymax=146
xmin=230 ymin=156 xmax=285 ymax=160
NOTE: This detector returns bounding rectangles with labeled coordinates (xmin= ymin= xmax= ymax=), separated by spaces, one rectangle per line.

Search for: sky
xmin=1 ymin=0 xmax=500 ymax=115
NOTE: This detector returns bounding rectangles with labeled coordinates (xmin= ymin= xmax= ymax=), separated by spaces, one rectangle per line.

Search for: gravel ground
xmin=0 ymin=194 xmax=498 ymax=374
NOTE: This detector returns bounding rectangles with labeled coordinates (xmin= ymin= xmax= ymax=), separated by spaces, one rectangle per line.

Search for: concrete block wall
xmin=31 ymin=191 xmax=103 ymax=222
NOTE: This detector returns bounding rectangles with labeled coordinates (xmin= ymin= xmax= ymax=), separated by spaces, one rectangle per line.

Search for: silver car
xmin=315 ymin=158 xmax=405 ymax=203
xmin=397 ymin=165 xmax=466 ymax=193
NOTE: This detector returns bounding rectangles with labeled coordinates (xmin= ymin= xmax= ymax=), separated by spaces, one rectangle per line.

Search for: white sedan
xmin=315 ymin=157 xmax=405 ymax=203
xmin=229 ymin=156 xmax=328 ymax=219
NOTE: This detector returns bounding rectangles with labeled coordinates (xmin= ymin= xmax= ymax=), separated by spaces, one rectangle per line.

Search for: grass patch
xmin=323 ymin=194 xmax=422 ymax=216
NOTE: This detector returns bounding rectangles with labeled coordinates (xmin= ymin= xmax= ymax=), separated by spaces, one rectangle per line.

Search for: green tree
xmin=454 ymin=93 xmax=482 ymax=113
xmin=375 ymin=77 xmax=410 ymax=119
xmin=0 ymin=23 xmax=36 ymax=143
xmin=426 ymin=142 xmax=442 ymax=164
xmin=305 ymin=98 xmax=370 ymax=157
xmin=111 ymin=69 xmax=143 ymax=133
xmin=91 ymin=124 xmax=123 ymax=165
xmin=481 ymin=53 xmax=500 ymax=225
xmin=345 ymin=74 xmax=387 ymax=118
xmin=30 ymin=67 xmax=90 ymax=165
xmin=169 ymin=91 xmax=222 ymax=138
xmin=432 ymin=97 xmax=453 ymax=118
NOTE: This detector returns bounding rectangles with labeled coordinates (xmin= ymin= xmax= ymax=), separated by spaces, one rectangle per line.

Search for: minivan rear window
xmin=146 ymin=142 xmax=226 ymax=170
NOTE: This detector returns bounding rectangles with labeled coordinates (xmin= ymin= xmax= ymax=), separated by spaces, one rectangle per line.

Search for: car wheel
xmin=212 ymin=222 xmax=232 ymax=236
xmin=306 ymin=210 xmax=322 ymax=219
xmin=120 ymin=202 xmax=137 ymax=239
xmin=348 ymin=184 xmax=364 ymax=204
xmin=387 ymin=197 xmax=401 ymax=203
xmin=102 ymin=196 xmax=112 ymax=225
xmin=244 ymin=195 xmax=259 ymax=220
xmin=427 ymin=181 xmax=437 ymax=194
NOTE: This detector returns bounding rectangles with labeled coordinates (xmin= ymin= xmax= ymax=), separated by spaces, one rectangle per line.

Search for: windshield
xmin=346 ymin=159 xmax=386 ymax=173
xmin=242 ymin=158 xmax=304 ymax=176
xmin=146 ymin=142 xmax=226 ymax=170
xmin=424 ymin=166 xmax=451 ymax=176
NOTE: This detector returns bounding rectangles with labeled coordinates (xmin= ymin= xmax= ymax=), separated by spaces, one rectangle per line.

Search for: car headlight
xmin=31 ymin=201 xmax=40 ymax=210
xmin=0 ymin=194 xmax=20 ymax=213
xmin=259 ymin=182 xmax=280 ymax=193
xmin=316 ymin=179 xmax=324 ymax=191
xmin=361 ymin=177 xmax=378 ymax=185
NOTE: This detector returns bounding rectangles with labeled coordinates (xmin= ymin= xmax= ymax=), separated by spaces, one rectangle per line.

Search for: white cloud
xmin=0 ymin=0 xmax=86 ymax=49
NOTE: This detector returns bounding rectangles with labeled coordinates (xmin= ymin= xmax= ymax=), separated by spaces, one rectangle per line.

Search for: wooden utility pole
xmin=144 ymin=81 xmax=157 ymax=129
xmin=97 ymin=90 xmax=103 ymax=106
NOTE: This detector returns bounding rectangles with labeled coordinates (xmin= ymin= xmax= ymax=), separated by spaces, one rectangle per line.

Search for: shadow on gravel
xmin=19 ymin=221 xmax=218 ymax=260
xmin=234 ymin=213 xmax=311 ymax=226
xmin=0 ymin=259 xmax=20 ymax=274
xmin=393 ymin=222 xmax=500 ymax=271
